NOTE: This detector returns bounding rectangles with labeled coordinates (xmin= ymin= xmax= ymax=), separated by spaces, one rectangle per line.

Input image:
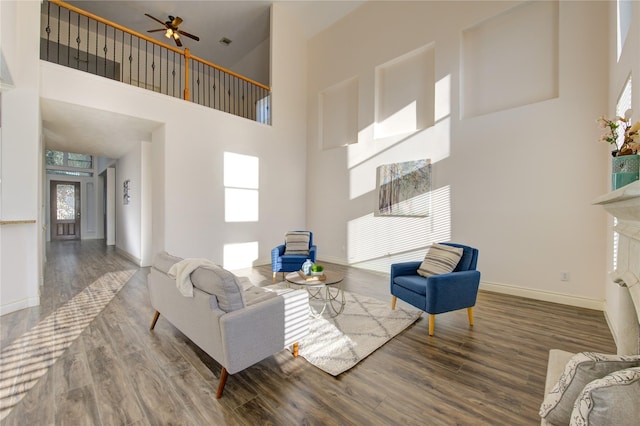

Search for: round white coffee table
xmin=285 ymin=270 xmax=345 ymax=317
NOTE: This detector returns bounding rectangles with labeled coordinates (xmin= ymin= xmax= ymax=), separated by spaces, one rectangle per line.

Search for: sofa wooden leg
xmin=293 ymin=342 xmax=299 ymax=358
xmin=149 ymin=311 xmax=160 ymax=331
xmin=272 ymin=272 xmax=277 ymax=283
xmin=428 ymin=314 xmax=435 ymax=336
xmin=467 ymin=307 xmax=474 ymax=327
xmin=391 ymin=296 xmax=397 ymax=310
xmin=216 ymin=368 xmax=229 ymax=399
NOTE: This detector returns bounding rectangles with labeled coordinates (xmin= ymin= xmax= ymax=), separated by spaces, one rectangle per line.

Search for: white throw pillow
xmin=539 ymin=352 xmax=640 ymax=425
xmin=417 ymin=243 xmax=463 ymax=278
xmin=283 ymin=231 xmax=310 ymax=255
xmin=570 ymin=367 xmax=640 ymax=426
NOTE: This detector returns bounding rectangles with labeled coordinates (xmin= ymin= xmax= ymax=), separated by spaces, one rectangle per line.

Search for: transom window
xmin=46 ymin=150 xmax=94 ymax=177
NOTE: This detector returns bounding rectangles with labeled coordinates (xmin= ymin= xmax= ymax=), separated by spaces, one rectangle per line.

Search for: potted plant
xmin=597 ymin=110 xmax=640 ymax=189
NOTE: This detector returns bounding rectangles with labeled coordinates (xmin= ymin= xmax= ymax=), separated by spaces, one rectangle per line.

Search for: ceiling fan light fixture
xmin=173 ymin=32 xmax=180 ymax=40
xmin=165 ymin=28 xmax=173 ymax=38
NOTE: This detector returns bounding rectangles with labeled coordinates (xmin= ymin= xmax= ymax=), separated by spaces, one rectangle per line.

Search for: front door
xmin=50 ymin=181 xmax=81 ymax=240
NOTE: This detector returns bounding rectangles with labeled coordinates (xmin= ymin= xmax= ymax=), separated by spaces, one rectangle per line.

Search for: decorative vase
xmin=302 ymin=259 xmax=313 ymax=275
xmin=612 ymin=154 xmax=640 ymax=190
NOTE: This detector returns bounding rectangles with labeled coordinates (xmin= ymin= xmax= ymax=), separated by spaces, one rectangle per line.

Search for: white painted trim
xmin=115 ymin=247 xmax=141 ymax=266
xmin=0 ymin=296 xmax=40 ymax=316
xmin=602 ymin=301 xmax=619 ymax=351
xmin=480 ymin=280 xmax=605 ymax=311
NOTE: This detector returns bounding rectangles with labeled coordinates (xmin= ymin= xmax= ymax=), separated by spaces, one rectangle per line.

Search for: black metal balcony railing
xmin=41 ymin=0 xmax=271 ymax=124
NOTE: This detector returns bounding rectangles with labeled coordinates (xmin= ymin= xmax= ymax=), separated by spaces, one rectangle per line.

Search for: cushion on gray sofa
xmin=570 ymin=366 xmax=640 ymax=425
xmin=244 ymin=285 xmax=278 ymax=306
xmin=153 ymin=251 xmax=183 ymax=274
xmin=190 ymin=265 xmax=246 ymax=312
xmin=539 ymin=352 xmax=640 ymax=425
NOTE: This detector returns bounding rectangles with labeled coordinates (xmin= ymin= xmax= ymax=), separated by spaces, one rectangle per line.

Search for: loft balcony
xmin=40 ymin=0 xmax=271 ymax=124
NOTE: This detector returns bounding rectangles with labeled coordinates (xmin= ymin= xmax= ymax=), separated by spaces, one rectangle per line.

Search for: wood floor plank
xmin=0 ymin=240 xmax=618 ymax=425
xmin=85 ymin=344 xmax=146 ymax=425
xmin=54 ymin=384 xmax=102 ymax=426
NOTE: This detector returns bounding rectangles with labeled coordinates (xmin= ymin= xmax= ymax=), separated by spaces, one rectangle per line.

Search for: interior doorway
xmin=50 ymin=180 xmax=81 ymax=240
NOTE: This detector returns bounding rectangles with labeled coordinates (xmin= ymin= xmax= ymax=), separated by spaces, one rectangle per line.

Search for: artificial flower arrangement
xmin=597 ymin=109 xmax=640 ymax=156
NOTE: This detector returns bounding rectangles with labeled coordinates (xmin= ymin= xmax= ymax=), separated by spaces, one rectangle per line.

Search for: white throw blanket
xmin=168 ymin=258 xmax=218 ymax=297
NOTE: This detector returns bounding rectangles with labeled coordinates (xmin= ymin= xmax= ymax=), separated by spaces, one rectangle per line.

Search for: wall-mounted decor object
xmin=123 ymin=179 xmax=131 ymax=205
xmin=375 ymin=159 xmax=431 ymax=217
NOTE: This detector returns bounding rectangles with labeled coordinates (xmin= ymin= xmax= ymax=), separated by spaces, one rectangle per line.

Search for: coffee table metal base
xmin=306 ymin=284 xmax=345 ymax=317
xmin=284 ymin=271 xmax=345 ymax=318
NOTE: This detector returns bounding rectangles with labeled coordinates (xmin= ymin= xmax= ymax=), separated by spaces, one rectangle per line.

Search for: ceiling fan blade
xmin=171 ymin=16 xmax=183 ymax=27
xmin=174 ymin=37 xmax=183 ymax=47
xmin=178 ymin=30 xmax=199 ymax=41
xmin=147 ymin=29 xmax=165 ymax=33
xmin=144 ymin=13 xmax=167 ymax=27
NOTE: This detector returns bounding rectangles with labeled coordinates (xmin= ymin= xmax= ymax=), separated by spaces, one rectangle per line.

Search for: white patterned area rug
xmin=296 ymin=291 xmax=422 ymax=376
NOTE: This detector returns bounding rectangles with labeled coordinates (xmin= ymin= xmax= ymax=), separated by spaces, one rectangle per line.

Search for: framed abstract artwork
xmin=375 ymin=159 xmax=431 ymax=216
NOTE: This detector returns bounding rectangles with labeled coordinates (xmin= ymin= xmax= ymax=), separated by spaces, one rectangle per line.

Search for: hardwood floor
xmin=0 ymin=240 xmax=616 ymax=425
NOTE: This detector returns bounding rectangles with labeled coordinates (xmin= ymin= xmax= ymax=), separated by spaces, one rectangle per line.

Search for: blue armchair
xmin=271 ymin=231 xmax=317 ymax=282
xmin=390 ymin=242 xmax=480 ymax=336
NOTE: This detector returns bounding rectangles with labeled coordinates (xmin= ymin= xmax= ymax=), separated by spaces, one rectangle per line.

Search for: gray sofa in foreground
xmin=541 ymin=349 xmax=640 ymax=425
xmin=147 ymin=252 xmax=309 ymax=398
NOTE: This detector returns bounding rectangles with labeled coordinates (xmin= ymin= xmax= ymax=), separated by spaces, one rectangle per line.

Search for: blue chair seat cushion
xmin=393 ymin=275 xmax=428 ymax=296
xmin=280 ymin=254 xmax=308 ymax=266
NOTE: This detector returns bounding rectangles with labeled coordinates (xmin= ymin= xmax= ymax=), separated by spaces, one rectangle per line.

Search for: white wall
xmin=0 ymin=0 xmax=42 ymax=315
xmin=232 ymin=37 xmax=270 ymax=86
xmin=38 ymin=3 xmax=308 ymax=269
xmin=116 ymin=143 xmax=145 ymax=265
xmin=306 ymin=0 xmax=611 ymax=308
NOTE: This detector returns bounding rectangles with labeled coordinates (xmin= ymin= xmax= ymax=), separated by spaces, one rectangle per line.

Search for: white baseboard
xmin=255 ymin=257 xmax=605 ymax=311
xmin=115 ymin=247 xmax=142 ymax=266
xmin=0 ymin=296 xmax=40 ymax=316
xmin=480 ymin=280 xmax=605 ymax=311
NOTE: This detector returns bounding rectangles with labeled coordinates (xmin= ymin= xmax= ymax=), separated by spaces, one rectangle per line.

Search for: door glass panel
xmin=57 ymin=184 xmax=76 ymax=220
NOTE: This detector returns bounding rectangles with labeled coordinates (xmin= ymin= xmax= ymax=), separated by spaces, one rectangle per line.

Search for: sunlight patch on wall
xmin=375 ymin=44 xmax=435 ymax=139
xmin=224 ymin=152 xmax=259 ymax=222
xmin=348 ymin=118 xmax=451 ymax=200
xmin=435 ymin=74 xmax=451 ymax=122
xmin=223 ymin=241 xmax=258 ymax=270
xmin=347 ymin=185 xmax=451 ymax=273
xmin=347 ymin=74 xmax=452 ymax=174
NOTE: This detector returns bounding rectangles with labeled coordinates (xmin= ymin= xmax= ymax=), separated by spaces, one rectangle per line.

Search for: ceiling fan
xmin=144 ymin=13 xmax=200 ymax=47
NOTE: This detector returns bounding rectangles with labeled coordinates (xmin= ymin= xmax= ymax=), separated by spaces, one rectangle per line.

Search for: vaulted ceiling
xmin=65 ymin=1 xmax=364 ymax=71
xmin=44 ymin=1 xmax=365 ymax=159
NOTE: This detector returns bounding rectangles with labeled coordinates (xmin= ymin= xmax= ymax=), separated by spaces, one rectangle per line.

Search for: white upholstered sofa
xmin=541 ymin=349 xmax=640 ymax=425
xmin=147 ymin=252 xmax=309 ymax=398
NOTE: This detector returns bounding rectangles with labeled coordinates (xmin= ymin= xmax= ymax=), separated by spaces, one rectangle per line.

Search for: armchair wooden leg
xmin=428 ymin=314 xmax=435 ymax=336
xmin=216 ymin=368 xmax=229 ymax=399
xmin=149 ymin=310 xmax=160 ymax=331
xmin=293 ymin=342 xmax=299 ymax=358
xmin=272 ymin=272 xmax=277 ymax=283
xmin=467 ymin=307 xmax=474 ymax=327
xmin=391 ymin=296 xmax=397 ymax=310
